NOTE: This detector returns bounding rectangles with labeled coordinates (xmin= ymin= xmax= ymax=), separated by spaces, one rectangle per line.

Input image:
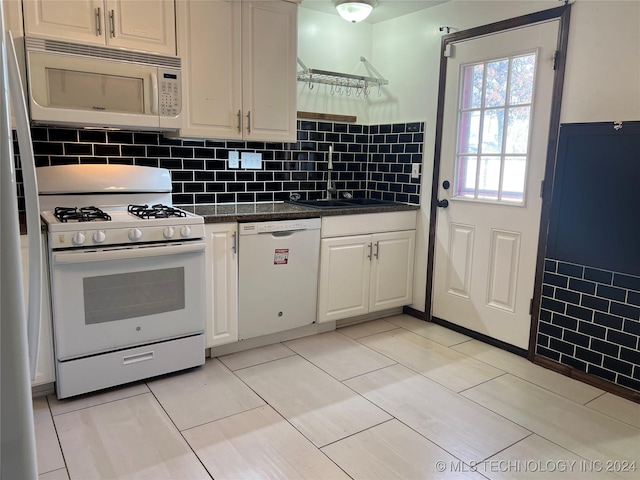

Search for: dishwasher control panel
xmin=239 ymin=218 xmax=321 ymax=235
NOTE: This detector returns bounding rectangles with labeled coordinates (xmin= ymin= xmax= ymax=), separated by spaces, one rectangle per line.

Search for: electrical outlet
xmin=228 ymin=151 xmax=240 ymax=169
xmin=241 ymin=152 xmax=262 ymax=169
xmin=411 ymin=163 xmax=420 ymax=179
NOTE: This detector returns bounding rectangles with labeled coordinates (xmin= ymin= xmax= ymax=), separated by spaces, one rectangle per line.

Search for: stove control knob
xmin=163 ymin=226 xmax=175 ymax=239
xmin=180 ymin=226 xmax=192 ymax=238
xmin=72 ymin=232 xmax=86 ymax=246
xmin=93 ymin=230 xmax=106 ymax=244
xmin=128 ymin=228 xmax=143 ymax=241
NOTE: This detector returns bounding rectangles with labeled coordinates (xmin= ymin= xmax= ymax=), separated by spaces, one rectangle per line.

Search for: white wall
xmin=561 ymin=1 xmax=640 ymax=123
xmin=297 ymin=7 xmax=373 ymax=122
xmin=299 ymin=0 xmax=640 ymax=312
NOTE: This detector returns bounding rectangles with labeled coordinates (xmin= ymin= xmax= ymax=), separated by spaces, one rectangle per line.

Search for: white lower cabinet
xmin=318 ymin=212 xmax=416 ymax=323
xmin=20 ymin=234 xmax=55 ymax=387
xmin=204 ymin=223 xmax=238 ymax=348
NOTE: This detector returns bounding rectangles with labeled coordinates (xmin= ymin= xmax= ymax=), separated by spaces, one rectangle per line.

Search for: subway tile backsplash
xmin=537 ymin=259 xmax=640 ymax=393
xmin=14 ymin=120 xmax=424 ymax=210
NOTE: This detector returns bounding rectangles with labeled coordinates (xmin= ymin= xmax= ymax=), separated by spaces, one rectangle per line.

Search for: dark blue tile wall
xmin=13 ymin=121 xmax=423 ymax=210
xmin=537 ymin=259 xmax=640 ymax=393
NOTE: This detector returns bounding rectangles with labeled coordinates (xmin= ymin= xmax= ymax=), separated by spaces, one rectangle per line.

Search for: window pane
xmin=461 ymin=64 xmax=484 ymax=109
xmin=478 ymin=156 xmax=500 ymax=200
xmin=505 ymin=107 xmax=531 ymax=154
xmin=484 ymin=59 xmax=508 ymax=107
xmin=502 ymin=156 xmax=526 ymax=202
xmin=455 ymin=156 xmax=477 ymax=198
xmin=509 ymin=54 xmax=536 ymax=105
xmin=481 ymin=108 xmax=504 ymax=154
xmin=458 ymin=110 xmax=480 ymax=153
xmin=454 ymin=52 xmax=536 ymax=205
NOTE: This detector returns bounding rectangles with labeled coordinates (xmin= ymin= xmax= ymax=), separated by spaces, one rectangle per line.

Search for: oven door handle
xmin=52 ymin=242 xmax=205 ymax=265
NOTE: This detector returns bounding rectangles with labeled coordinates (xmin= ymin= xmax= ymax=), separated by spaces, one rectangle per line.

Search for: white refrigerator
xmin=0 ymin=1 xmax=43 ymax=477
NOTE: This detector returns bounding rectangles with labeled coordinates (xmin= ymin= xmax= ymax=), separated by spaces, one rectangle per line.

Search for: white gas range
xmin=38 ymin=165 xmax=206 ymax=399
xmin=40 ymin=204 xmax=204 ymax=249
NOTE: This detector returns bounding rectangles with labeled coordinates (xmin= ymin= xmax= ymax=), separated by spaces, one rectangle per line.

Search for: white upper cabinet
xmin=176 ymin=0 xmax=297 ymax=142
xmin=241 ymin=1 xmax=297 ymax=141
xmin=23 ymin=0 xmax=177 ymax=56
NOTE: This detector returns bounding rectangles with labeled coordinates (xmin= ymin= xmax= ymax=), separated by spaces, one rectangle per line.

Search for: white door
xmin=204 ymin=223 xmax=238 ymax=348
xmin=105 ymin=0 xmax=176 ymax=55
xmin=241 ymin=0 xmax=297 ymax=142
xmin=370 ymin=230 xmax=415 ymax=312
xmin=23 ymin=0 xmax=105 ymax=46
xmin=318 ymin=235 xmax=371 ymax=323
xmin=176 ymin=0 xmax=242 ymax=139
xmin=432 ymin=21 xmax=559 ymax=349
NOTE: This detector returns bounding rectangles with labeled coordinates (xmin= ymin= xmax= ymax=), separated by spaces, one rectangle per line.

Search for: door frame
xmin=418 ymin=4 xmax=572 ymax=359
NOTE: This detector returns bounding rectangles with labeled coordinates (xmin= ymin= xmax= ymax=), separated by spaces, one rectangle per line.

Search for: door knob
xmin=437 ymin=199 xmax=449 ymax=208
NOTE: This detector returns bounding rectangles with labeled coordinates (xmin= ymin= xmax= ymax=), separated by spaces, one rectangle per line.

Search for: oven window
xmin=83 ymin=268 xmax=185 ymax=324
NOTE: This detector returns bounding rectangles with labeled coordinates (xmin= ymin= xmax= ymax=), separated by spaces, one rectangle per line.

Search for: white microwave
xmin=25 ymin=38 xmax=182 ymax=131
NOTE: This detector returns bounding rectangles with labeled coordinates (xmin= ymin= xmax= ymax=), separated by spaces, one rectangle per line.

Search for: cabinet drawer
xmin=321 ymin=211 xmax=417 ymax=238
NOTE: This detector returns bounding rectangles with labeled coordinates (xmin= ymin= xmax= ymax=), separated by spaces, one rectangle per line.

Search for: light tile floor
xmin=34 ymin=314 xmax=640 ymax=480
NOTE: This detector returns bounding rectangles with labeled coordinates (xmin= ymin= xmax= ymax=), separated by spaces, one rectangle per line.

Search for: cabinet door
xmin=23 ymin=0 xmax=105 ymax=46
xmin=204 ymin=224 xmax=239 ymax=348
xmin=20 ymin=235 xmax=55 ymax=386
xmin=176 ymin=0 xmax=242 ymax=139
xmin=369 ymin=230 xmax=415 ymax=312
xmin=318 ymin=235 xmax=371 ymax=323
xmin=105 ymin=0 xmax=176 ymax=55
xmin=241 ymin=0 xmax=297 ymax=142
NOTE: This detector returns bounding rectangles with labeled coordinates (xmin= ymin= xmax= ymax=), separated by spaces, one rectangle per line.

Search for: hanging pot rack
xmin=297 ymin=56 xmax=388 ymax=98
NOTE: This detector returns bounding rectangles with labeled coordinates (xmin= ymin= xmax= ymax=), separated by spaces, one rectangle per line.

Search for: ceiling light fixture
xmin=333 ymin=0 xmax=377 ymax=23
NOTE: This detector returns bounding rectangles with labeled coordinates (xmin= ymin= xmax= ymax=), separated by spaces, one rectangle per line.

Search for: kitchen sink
xmin=290 ymin=198 xmax=401 ymax=209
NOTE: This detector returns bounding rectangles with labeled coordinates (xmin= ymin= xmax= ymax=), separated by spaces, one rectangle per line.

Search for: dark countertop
xmin=182 ymin=202 xmax=419 ymax=223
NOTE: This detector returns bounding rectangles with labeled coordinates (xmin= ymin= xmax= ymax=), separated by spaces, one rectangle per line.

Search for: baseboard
xmin=534 ymin=355 xmax=640 ymax=403
xmin=430 ymin=316 xmax=528 ymax=358
xmin=403 ymin=305 xmax=428 ymax=320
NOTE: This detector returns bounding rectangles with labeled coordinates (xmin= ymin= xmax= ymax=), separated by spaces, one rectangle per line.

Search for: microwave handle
xmin=150 ymin=73 xmax=158 ymax=114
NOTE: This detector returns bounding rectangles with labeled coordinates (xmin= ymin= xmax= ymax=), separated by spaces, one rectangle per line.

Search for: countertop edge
xmin=19 ymin=203 xmax=421 ymax=233
xmin=195 ymin=203 xmax=420 ymax=224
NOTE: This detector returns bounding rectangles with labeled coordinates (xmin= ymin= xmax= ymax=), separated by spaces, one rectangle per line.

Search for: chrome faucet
xmin=326 ymin=144 xmax=337 ymax=199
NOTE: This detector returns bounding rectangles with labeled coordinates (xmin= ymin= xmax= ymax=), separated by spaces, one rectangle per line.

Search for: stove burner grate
xmin=127 ymin=204 xmax=187 ymax=219
xmin=54 ymin=206 xmax=112 ymax=223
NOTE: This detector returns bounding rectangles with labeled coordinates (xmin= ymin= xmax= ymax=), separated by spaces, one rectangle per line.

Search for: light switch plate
xmin=411 ymin=163 xmax=420 ymax=179
xmin=228 ymin=151 xmax=240 ymax=169
xmin=241 ymin=152 xmax=262 ymax=169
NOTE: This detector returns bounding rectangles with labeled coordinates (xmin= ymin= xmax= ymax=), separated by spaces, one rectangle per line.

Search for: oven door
xmin=49 ymin=241 xmax=205 ymax=360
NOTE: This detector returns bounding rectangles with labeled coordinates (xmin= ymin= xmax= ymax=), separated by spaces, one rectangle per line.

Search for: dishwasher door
xmin=238 ymin=218 xmax=321 ymax=340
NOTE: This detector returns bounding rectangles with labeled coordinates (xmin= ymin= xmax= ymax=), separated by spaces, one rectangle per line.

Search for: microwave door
xmin=27 ymin=51 xmax=163 ymax=130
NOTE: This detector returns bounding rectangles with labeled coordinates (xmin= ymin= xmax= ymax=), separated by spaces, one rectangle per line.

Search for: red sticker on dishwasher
xmin=274 ymin=248 xmax=289 ymax=265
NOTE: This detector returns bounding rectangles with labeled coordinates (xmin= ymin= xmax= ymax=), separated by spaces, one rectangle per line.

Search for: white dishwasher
xmin=238 ymin=218 xmax=321 ymax=339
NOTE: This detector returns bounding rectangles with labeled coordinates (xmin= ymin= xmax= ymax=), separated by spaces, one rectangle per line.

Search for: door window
xmin=454 ymin=52 xmax=537 ymax=203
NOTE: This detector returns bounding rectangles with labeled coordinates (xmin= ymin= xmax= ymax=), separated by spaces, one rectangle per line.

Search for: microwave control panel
xmin=158 ymin=68 xmax=181 ymax=118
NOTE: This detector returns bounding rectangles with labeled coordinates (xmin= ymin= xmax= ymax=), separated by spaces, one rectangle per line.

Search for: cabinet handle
xmin=246 ymin=110 xmax=251 ymax=134
xmin=236 ymin=109 xmax=241 ymax=134
xmin=367 ymin=243 xmax=372 ymax=261
xmin=231 ymin=231 xmax=237 ymax=254
xmin=109 ymin=9 xmax=115 ymax=38
xmin=95 ymin=7 xmax=102 ymax=36
xmin=374 ymin=241 xmax=379 ymax=259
